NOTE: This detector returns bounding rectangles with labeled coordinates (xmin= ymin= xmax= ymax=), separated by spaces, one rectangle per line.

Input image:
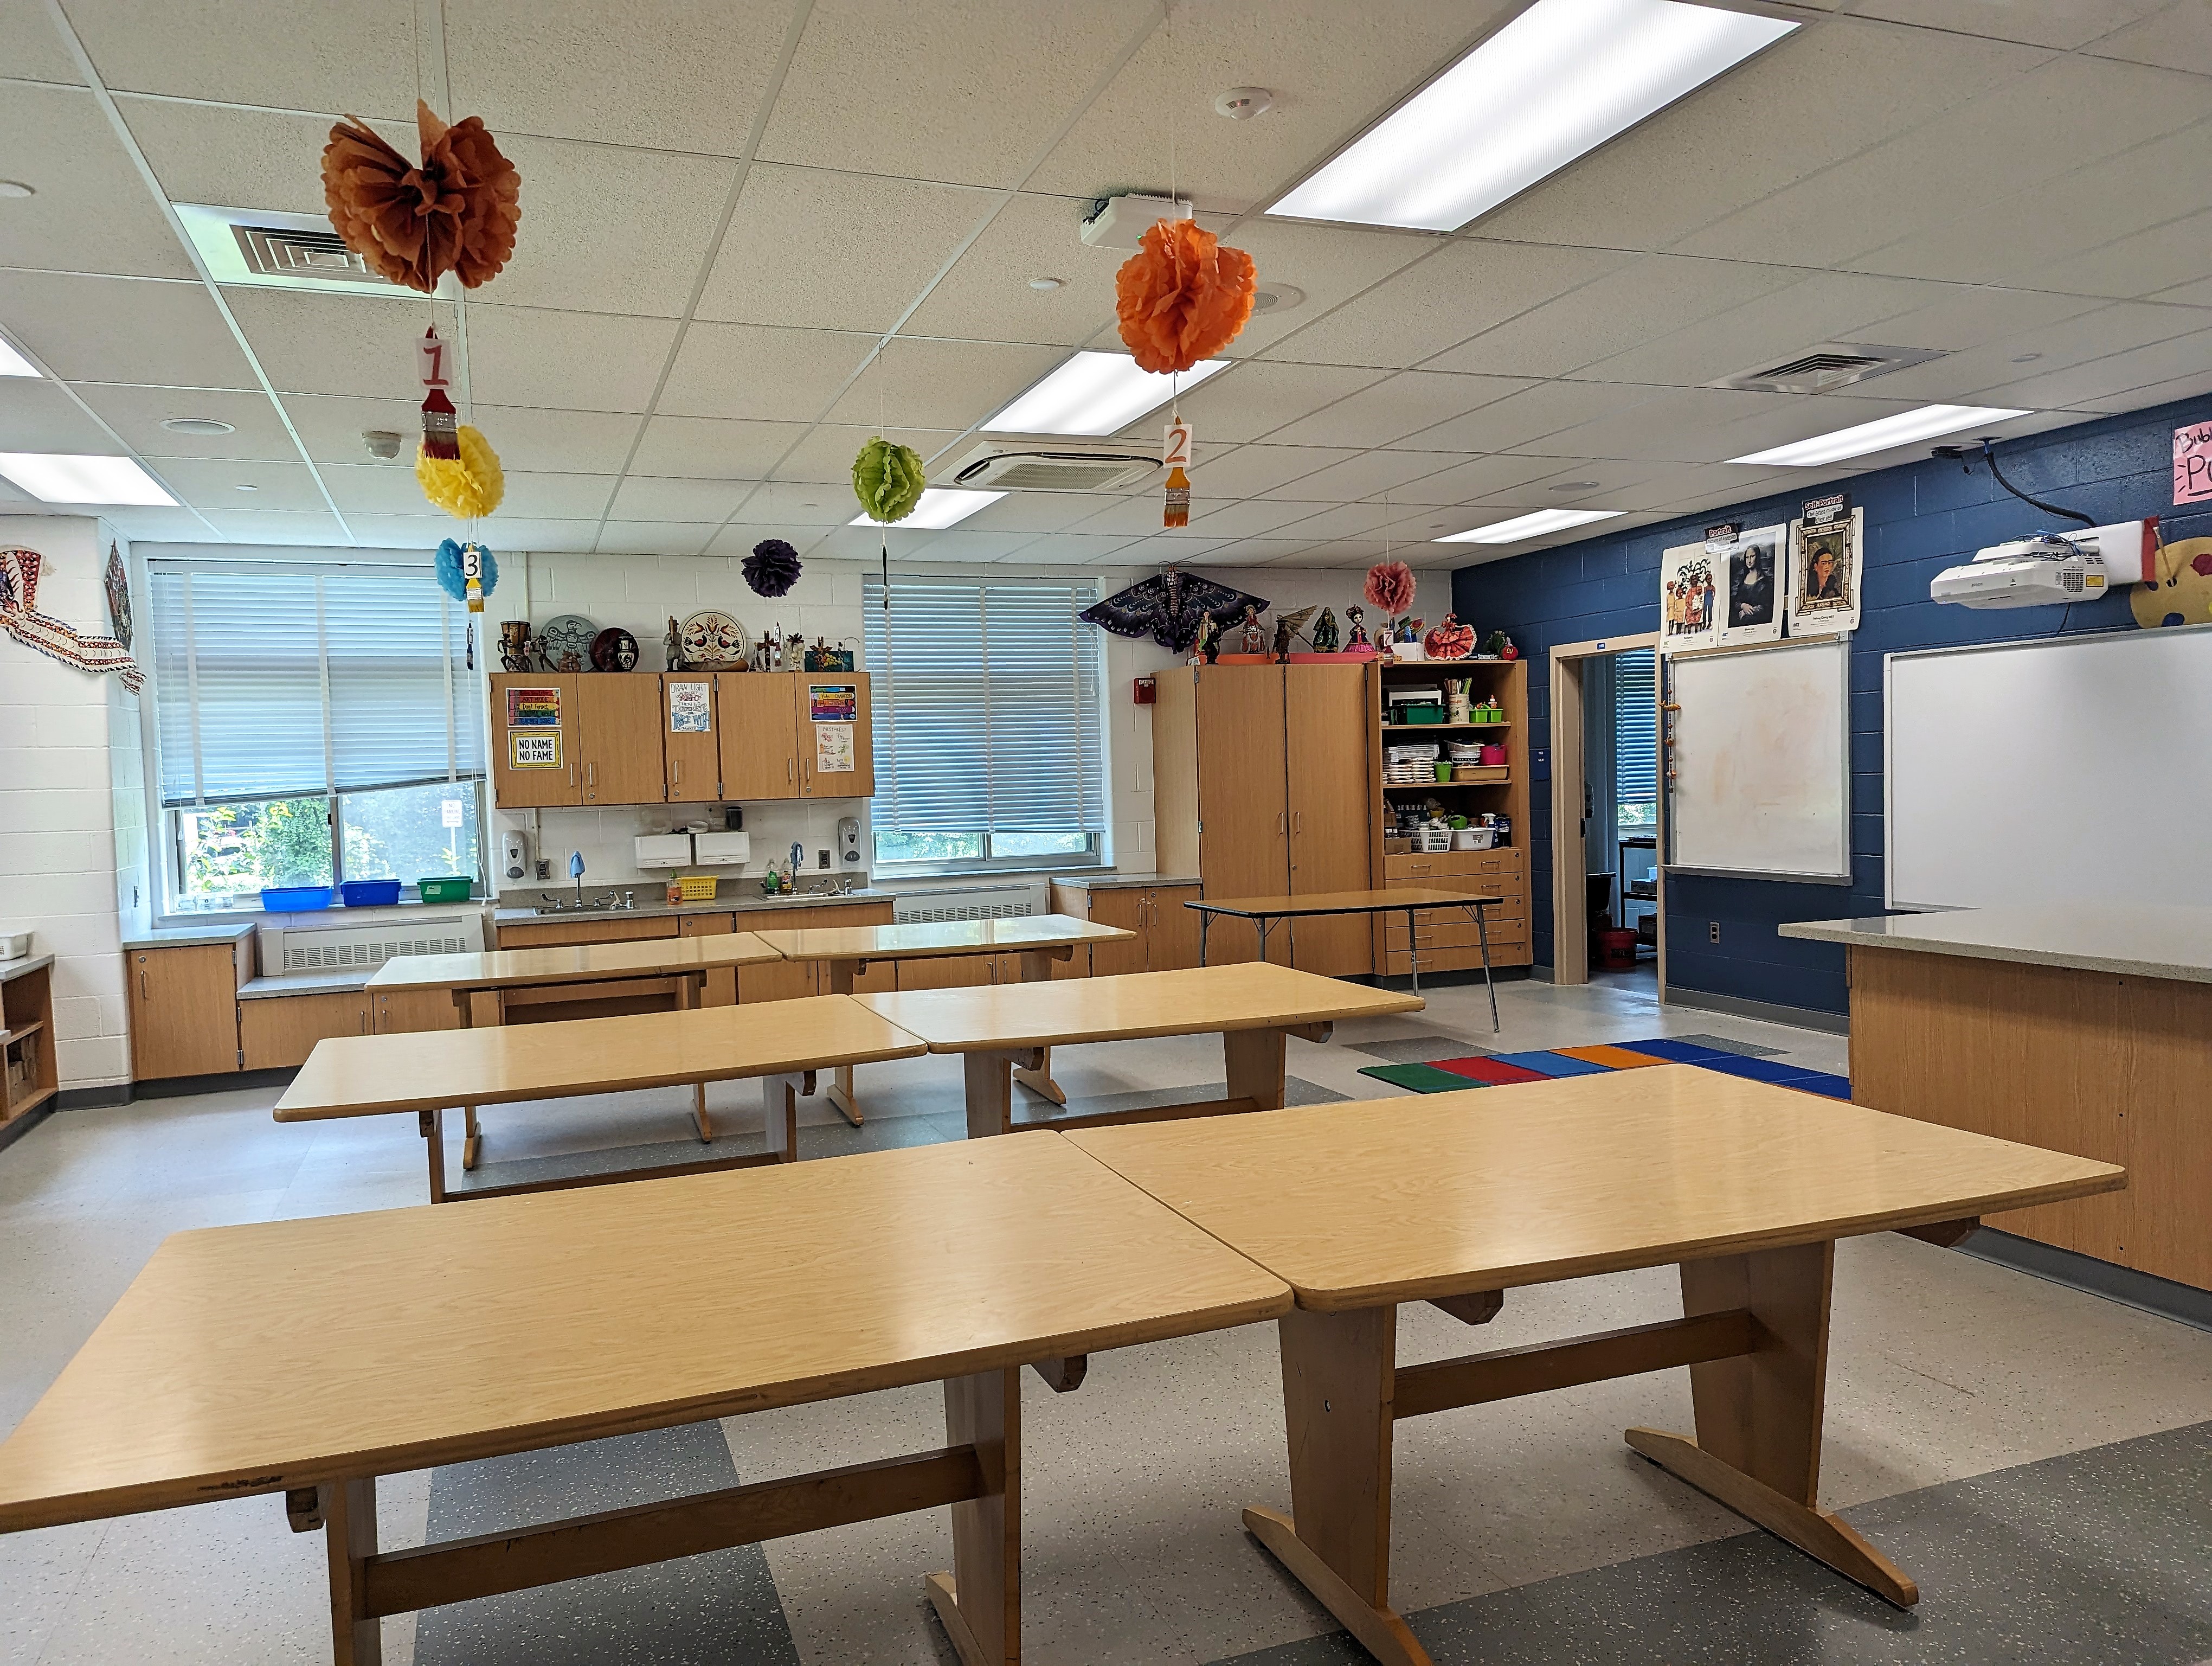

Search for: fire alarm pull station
xmin=1134 ymin=675 xmax=1157 ymax=705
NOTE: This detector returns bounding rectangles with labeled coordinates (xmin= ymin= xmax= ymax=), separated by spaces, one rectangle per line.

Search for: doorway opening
xmin=1548 ymin=635 xmax=1665 ymax=993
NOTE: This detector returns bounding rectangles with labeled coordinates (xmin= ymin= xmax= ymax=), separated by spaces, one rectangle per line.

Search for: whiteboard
xmin=1886 ymin=623 xmax=2212 ymax=911
xmin=1667 ymin=636 xmax=1851 ymax=882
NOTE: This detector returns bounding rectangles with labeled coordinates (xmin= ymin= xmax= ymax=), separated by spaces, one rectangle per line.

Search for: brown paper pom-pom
xmin=323 ymin=100 xmax=520 ymax=293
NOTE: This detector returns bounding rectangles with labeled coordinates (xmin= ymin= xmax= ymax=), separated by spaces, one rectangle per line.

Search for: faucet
xmin=568 ymin=851 xmax=586 ymax=911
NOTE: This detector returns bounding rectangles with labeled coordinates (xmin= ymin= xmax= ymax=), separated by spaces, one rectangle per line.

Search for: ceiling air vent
xmin=232 ymin=222 xmax=376 ymax=284
xmin=951 ymin=439 xmax=1160 ymax=492
xmin=1712 ymin=342 xmax=1943 ymax=395
xmin=174 ymin=203 xmax=401 ymax=295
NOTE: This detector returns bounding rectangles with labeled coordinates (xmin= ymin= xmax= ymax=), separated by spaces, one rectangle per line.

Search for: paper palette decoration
xmin=1115 ymin=219 xmax=1257 ymax=374
xmin=1161 ymin=419 xmax=1193 ymax=530
xmin=322 ymin=100 xmax=521 ymax=293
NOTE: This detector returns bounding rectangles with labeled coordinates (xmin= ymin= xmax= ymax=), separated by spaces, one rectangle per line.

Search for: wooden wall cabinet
xmin=128 ymin=939 xmax=249 ymax=1080
xmin=797 ymin=672 xmax=874 ymax=800
xmin=717 ymin=671 xmax=800 ymax=801
xmin=577 ymin=675 xmax=665 ymax=806
xmin=490 ymin=672 xmax=580 ymax=809
xmin=661 ymin=674 xmax=719 ymax=804
xmin=1153 ymin=664 xmax=1373 ymax=976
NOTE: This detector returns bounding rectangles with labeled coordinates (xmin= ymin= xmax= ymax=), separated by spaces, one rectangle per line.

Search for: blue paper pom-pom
xmin=435 ymin=538 xmax=498 ymax=603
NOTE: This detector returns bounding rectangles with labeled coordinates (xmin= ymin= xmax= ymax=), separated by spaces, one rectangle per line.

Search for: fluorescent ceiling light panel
xmin=1436 ymin=508 xmax=1623 ymax=544
xmin=850 ymin=488 xmax=1005 ymax=530
xmin=0 ymin=338 xmax=38 ymax=377
xmin=1727 ymin=404 xmax=2030 ymax=467
xmin=0 ymin=452 xmax=177 ymax=505
xmin=983 ymin=351 xmax=1226 ymax=437
xmin=1270 ymin=0 xmax=1796 ymax=232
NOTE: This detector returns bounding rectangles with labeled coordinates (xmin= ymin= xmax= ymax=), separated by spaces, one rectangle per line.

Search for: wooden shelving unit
xmin=2 ymin=956 xmax=58 ymax=1127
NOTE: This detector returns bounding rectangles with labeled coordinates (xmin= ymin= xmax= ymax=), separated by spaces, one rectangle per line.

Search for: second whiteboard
xmin=1667 ymin=635 xmax=1852 ymax=882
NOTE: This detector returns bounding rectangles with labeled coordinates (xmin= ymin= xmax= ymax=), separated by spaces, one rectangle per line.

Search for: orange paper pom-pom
xmin=323 ymin=100 xmax=520 ymax=293
xmin=1115 ymin=219 xmax=1257 ymax=374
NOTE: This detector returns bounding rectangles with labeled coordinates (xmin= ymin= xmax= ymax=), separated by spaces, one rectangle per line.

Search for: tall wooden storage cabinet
xmin=1153 ymin=663 xmax=1373 ymax=976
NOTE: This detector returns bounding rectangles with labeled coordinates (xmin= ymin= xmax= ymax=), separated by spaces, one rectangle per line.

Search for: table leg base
xmin=923 ymin=1571 xmax=998 ymax=1666
xmin=1010 ymin=1066 xmax=1065 ymax=1106
xmin=1624 ymin=1427 xmax=1918 ymax=1607
xmin=1243 ymin=1505 xmax=1431 ymax=1666
xmin=827 ymin=1073 xmax=864 ymax=1127
xmin=461 ymin=1133 xmax=481 ymax=1171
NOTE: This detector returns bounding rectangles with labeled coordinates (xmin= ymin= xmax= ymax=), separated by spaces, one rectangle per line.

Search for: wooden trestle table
xmin=1069 ymin=1066 xmax=2125 ymax=1666
xmin=856 ymin=960 xmax=1425 ymax=1139
xmin=273 ymin=995 xmax=924 ymax=1202
xmin=1188 ymin=888 xmax=1506 ymax=1029
xmin=365 ymin=932 xmax=784 ymax=1167
xmin=0 ymin=1133 xmax=1291 ymax=1666
xmin=750 ymin=914 xmax=1134 ymax=1123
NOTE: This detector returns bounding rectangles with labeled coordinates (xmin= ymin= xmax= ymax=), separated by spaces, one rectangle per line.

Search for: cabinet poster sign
xmin=815 ymin=723 xmax=856 ymax=773
xmin=2177 ymin=421 xmax=2212 ymax=505
xmin=507 ymin=687 xmax=560 ymax=727
xmin=510 ymin=729 xmax=562 ymax=770
xmin=667 ymin=680 xmax=711 ymax=733
xmin=809 ymin=684 xmax=858 ymax=723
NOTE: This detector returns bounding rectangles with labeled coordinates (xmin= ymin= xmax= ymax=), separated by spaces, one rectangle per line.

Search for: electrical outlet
xmin=1708 ymin=921 xmax=1721 ymax=944
xmin=535 ymin=858 xmax=551 ymax=881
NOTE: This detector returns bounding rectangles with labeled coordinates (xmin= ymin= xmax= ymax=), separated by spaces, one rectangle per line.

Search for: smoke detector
xmin=1079 ymin=192 xmax=1193 ymax=251
xmin=1251 ymin=281 xmax=1305 ymax=315
xmin=1214 ymin=86 xmax=1274 ymax=120
xmin=362 ymin=430 xmax=405 ymax=460
xmin=160 ymin=417 xmax=235 ymax=436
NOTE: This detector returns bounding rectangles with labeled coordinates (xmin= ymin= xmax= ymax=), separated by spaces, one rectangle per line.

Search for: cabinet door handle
xmin=139 ymin=968 xmax=149 ymax=1000
xmin=787 ymin=758 xmax=794 ymax=783
xmin=671 ymin=758 xmax=680 ymax=789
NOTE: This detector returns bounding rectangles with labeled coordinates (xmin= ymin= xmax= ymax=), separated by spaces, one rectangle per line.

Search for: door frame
xmin=1548 ymin=633 xmax=1665 ymax=996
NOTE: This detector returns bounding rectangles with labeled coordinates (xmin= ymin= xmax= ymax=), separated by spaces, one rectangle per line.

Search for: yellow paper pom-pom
xmin=417 ymin=425 xmax=504 ymax=519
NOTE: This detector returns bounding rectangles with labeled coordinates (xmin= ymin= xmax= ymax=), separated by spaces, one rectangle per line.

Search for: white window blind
xmin=863 ymin=576 xmax=1104 ymax=836
xmin=149 ymin=561 xmax=483 ymax=806
xmin=1613 ymin=648 xmax=1657 ymax=809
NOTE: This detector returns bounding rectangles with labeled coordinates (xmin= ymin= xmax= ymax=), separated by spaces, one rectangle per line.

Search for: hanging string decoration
xmin=1364 ymin=560 xmax=1414 ymax=620
xmin=1115 ymin=219 xmax=1257 ymax=374
xmin=1 ymin=547 xmax=143 ymax=692
xmin=744 ymin=537 xmax=803 ymax=598
xmin=852 ymin=437 xmax=927 ymax=524
xmin=419 ymin=425 xmax=504 ymax=518
xmin=322 ymin=100 xmax=521 ymax=293
xmin=435 ymin=539 xmax=498 ymax=613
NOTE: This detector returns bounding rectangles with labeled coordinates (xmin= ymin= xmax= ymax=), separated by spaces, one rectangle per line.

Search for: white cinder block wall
xmin=0 ymin=515 xmax=146 ymax=1091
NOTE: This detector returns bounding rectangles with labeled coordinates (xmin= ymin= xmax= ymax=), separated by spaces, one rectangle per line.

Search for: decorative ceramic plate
xmin=680 ymin=609 xmax=747 ymax=667
xmin=589 ymin=627 xmax=641 ymax=671
xmin=538 ymin=613 xmax=596 ymax=671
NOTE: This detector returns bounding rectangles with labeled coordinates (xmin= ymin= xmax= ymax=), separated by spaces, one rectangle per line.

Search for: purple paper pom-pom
xmin=743 ymin=537 xmax=802 ymax=598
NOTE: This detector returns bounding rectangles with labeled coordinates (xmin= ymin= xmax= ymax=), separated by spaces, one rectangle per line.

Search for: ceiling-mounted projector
xmin=1930 ymin=518 xmax=2156 ymax=609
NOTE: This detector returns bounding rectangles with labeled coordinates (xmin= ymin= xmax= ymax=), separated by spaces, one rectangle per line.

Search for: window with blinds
xmin=149 ymin=560 xmax=483 ymax=806
xmin=1613 ymin=648 xmax=1658 ymax=818
xmin=861 ymin=576 xmax=1105 ymax=868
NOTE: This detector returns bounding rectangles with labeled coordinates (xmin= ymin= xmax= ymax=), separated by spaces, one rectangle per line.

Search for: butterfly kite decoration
xmin=1078 ymin=568 xmax=1268 ymax=655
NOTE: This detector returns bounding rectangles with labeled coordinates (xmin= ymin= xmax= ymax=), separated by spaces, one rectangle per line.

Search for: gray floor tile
xmin=1342 ymin=1035 xmax=1495 ymax=1064
xmin=1666 ymin=1032 xmax=1786 ymax=1059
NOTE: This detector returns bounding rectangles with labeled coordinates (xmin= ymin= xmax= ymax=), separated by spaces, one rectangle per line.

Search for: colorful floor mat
xmin=1358 ymin=1037 xmax=1852 ymax=1100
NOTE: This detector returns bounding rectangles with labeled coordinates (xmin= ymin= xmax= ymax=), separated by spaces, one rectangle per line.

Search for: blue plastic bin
xmin=339 ymin=879 xmax=402 ymax=907
xmin=261 ymin=885 xmax=334 ymax=911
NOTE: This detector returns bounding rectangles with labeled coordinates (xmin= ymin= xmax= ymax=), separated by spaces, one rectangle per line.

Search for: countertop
xmin=1778 ymin=903 xmax=2212 ymax=986
xmin=121 ymin=923 xmax=255 ymax=951
xmin=0 ymin=953 xmax=54 ymax=986
xmin=1049 ymin=874 xmax=1201 ymax=891
xmin=239 ymin=970 xmax=373 ymax=1001
xmin=491 ymin=889 xmax=893 ymax=926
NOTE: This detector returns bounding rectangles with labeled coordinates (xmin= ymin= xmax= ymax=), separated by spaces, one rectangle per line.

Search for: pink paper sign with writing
xmin=2177 ymin=421 xmax=2212 ymax=504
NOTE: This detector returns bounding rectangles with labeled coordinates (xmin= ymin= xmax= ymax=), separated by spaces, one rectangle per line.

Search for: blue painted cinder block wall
xmin=1451 ymin=393 xmax=2212 ymax=1017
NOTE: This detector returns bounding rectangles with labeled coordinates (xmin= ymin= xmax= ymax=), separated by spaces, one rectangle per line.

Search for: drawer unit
xmin=495 ymin=916 xmax=681 ymax=950
xmin=1384 ymin=849 xmax=1522 ymax=883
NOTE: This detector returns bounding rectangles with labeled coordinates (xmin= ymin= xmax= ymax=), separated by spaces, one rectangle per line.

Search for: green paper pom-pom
xmin=852 ymin=436 xmax=927 ymax=524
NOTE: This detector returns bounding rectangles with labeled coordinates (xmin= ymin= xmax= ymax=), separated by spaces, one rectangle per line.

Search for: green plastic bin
xmin=1398 ymin=703 xmax=1446 ymax=725
xmin=416 ymin=876 xmax=473 ymax=903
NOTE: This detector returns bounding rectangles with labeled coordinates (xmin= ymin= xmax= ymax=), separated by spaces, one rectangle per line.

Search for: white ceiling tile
xmin=63 ymin=0 xmax=416 ymax=108
xmin=445 ymin=0 xmax=792 ymax=154
xmin=272 ymin=393 xmax=422 ymax=465
xmin=336 ymin=512 xmax=475 ymax=548
xmin=1472 ymin=18 xmax=2052 ymax=254
xmin=1262 ymin=240 xmax=1632 ymax=369
xmin=1441 ymin=458 xmax=1677 ymax=511
xmin=658 ymin=323 xmax=875 ymax=421
xmin=1263 ymin=370 xmax=1533 ymax=448
xmin=821 ymin=337 xmax=1066 ymax=430
xmin=1680 ymin=56 xmax=2212 ymax=270
xmin=960 ymin=492 xmax=1118 ymax=534
xmin=67 ymin=505 xmax=222 ymax=541
xmin=1960 ymin=324 xmax=2212 ymax=412
xmin=0 ymin=378 xmax=131 ymax=453
xmin=3 ymin=271 xmax=258 ymax=388
xmin=1074 ymin=495 xmax=1213 ymax=537
xmin=318 ymin=463 xmax=453 ymax=516
xmin=629 ymin=416 xmax=806 ymax=480
xmin=149 ymin=456 xmax=332 ymax=513
xmin=608 ymin=476 xmax=753 ymax=523
xmin=1168 ymin=361 xmax=1389 ymax=444
xmin=1813 ymin=284 xmax=2106 ymax=357
xmin=1423 ymin=256 xmax=1808 ymax=382
xmin=1182 ymin=444 xmax=1358 ymax=497
xmin=738 ymin=481 xmax=865 ymax=527
xmin=0 ymin=0 xmax=83 ymax=83
xmin=465 ymin=406 xmax=645 ymax=475
xmin=1375 ymin=453 xmax=1574 ymax=505
xmin=1508 ymin=386 xmax=1844 ymax=464
xmin=778 ymin=425 xmax=963 ymax=486
xmin=465 ymin=306 xmax=679 ymax=413
xmin=1269 ymin=450 xmax=1464 ymax=502
xmin=2086 ymin=0 xmax=2212 ymax=75
xmin=460 ymin=517 xmax=603 ymax=554
xmin=196 ymin=508 xmax=354 ymax=543
xmin=759 ymin=0 xmax=1157 ymax=188
xmin=2069 ymin=364 xmax=2212 ymax=413
xmin=1028 ymin=0 xmax=1507 ymax=206
xmin=498 ymin=472 xmax=622 ymax=521
xmin=118 ymin=99 xmax=409 ymax=219
xmin=1182 ymin=498 xmax=1328 ymax=537
xmin=1263 ymin=502 xmax=1407 ymax=542
xmin=695 ymin=165 xmax=995 ymax=333
xmin=475 ymin=136 xmax=738 ymax=318
xmin=223 ymin=286 xmax=453 ymax=399
xmin=2151 ymin=271 xmax=2212 ymax=309
xmin=901 ymin=192 xmax=1126 ymax=348
xmin=2027 ymin=206 xmax=2212 ymax=302
xmin=593 ymin=522 xmax=717 ymax=558
xmin=0 ymin=84 xmax=197 ymax=279
xmin=1851 ymin=0 xmax=2165 ymax=49
xmin=1214 ymin=220 xmax=1441 ymax=360
xmin=1859 ymin=299 xmax=2212 ymax=404
xmin=76 ymin=386 xmax=298 ymax=463
xmin=1388 ymin=379 xmax=1656 ymax=453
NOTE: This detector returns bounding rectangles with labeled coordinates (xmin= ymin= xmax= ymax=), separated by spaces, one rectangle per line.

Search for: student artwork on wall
xmin=1715 ymin=523 xmax=1786 ymax=648
xmin=1657 ymin=538 xmax=1720 ymax=656
xmin=1787 ymin=495 xmax=1863 ymax=638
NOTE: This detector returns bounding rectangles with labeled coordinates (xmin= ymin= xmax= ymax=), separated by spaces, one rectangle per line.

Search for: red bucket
xmin=1596 ymin=927 xmax=1638 ymax=969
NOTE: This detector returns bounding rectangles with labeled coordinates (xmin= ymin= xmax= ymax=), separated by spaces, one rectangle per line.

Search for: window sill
xmin=873 ymin=860 xmax=1107 ymax=885
xmin=159 ymin=894 xmax=485 ymax=927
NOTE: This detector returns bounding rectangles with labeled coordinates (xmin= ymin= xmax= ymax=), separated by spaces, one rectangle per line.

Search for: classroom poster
xmin=510 ymin=729 xmax=562 ymax=770
xmin=1658 ymin=540 xmax=1720 ymax=656
xmin=2176 ymin=421 xmax=2212 ymax=505
xmin=1715 ymin=523 xmax=1787 ymax=648
xmin=506 ymin=686 xmax=560 ymax=727
xmin=667 ymin=680 xmax=711 ymax=733
xmin=1787 ymin=499 xmax=1863 ymax=638
xmin=809 ymin=683 xmax=858 ymax=723
xmin=815 ymin=723 xmax=856 ymax=773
